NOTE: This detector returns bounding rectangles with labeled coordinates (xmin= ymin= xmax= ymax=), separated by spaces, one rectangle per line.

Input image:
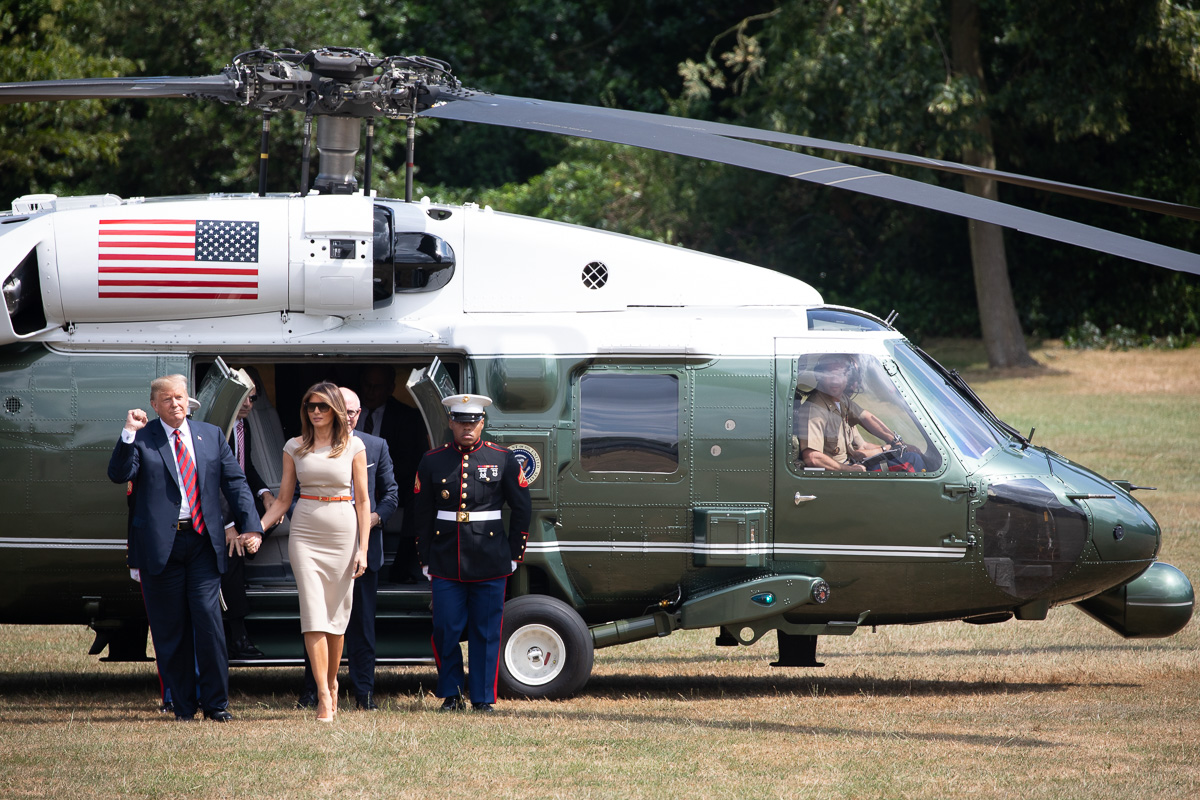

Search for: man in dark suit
xmin=108 ymin=374 xmax=263 ymax=722
xmin=357 ymin=364 xmax=429 ymax=583
xmin=220 ymin=390 xmax=275 ymax=659
xmin=298 ymin=386 xmax=399 ymax=710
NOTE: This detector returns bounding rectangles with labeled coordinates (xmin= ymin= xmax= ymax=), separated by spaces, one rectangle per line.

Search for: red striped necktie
xmin=174 ymin=429 xmax=206 ymax=534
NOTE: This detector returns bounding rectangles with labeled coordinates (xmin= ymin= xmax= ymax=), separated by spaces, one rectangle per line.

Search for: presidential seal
xmin=507 ymin=443 xmax=542 ymax=486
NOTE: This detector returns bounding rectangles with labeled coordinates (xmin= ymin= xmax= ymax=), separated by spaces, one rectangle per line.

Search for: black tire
xmin=499 ymin=595 xmax=594 ymax=700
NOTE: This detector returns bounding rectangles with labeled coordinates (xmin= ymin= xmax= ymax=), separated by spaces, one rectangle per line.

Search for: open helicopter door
xmin=405 ymin=356 xmax=456 ymax=448
xmin=192 ymin=357 xmax=253 ymax=438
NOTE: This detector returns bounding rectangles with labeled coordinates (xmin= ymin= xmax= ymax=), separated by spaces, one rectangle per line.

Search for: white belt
xmin=437 ymin=510 xmax=503 ymax=523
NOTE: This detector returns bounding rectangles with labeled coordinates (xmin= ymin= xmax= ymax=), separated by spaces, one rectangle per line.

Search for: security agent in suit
xmin=299 ymin=387 xmax=400 ymax=710
xmin=220 ymin=391 xmax=275 ymax=659
xmin=357 ymin=364 xmax=429 ymax=583
xmin=415 ymin=394 xmax=531 ymax=712
xmin=107 ymin=374 xmax=262 ymax=722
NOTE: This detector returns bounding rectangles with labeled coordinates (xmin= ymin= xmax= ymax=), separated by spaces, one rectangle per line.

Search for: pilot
xmin=414 ymin=394 xmax=531 ymax=713
xmin=796 ymin=354 xmax=907 ymax=472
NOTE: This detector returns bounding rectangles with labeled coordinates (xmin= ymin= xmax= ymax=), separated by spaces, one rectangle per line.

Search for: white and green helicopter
xmin=0 ymin=48 xmax=1192 ymax=699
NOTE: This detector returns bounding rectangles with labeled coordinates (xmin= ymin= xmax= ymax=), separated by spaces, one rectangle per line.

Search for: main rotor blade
xmin=424 ymin=93 xmax=1200 ymax=276
xmin=0 ymin=75 xmax=240 ymax=104
xmin=586 ymin=108 xmax=1200 ymax=223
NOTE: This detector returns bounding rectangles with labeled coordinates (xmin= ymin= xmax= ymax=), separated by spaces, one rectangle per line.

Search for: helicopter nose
xmin=1084 ymin=489 xmax=1160 ymax=564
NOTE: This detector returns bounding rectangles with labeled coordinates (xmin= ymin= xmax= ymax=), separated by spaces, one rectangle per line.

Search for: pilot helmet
xmin=443 ymin=393 xmax=492 ymax=423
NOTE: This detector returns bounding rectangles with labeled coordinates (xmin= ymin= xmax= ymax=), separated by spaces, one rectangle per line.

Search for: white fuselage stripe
xmin=523 ymin=541 xmax=967 ymax=559
xmin=0 ymin=538 xmax=127 ymax=550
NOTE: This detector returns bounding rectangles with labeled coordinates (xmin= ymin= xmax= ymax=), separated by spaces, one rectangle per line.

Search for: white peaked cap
xmin=442 ymin=393 xmax=492 ymax=421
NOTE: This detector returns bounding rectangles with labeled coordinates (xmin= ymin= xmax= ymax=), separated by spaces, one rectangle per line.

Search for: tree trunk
xmin=951 ymin=0 xmax=1039 ymax=368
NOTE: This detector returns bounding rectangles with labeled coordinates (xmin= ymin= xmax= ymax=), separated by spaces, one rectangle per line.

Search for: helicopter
xmin=0 ymin=47 xmax=1193 ymax=699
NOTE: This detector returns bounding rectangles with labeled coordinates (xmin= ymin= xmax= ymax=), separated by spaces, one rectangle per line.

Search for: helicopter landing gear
xmin=499 ymin=595 xmax=594 ymax=699
xmin=770 ymin=632 xmax=824 ymax=668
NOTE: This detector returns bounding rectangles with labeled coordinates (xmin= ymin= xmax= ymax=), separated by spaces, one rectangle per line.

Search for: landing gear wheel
xmin=499 ymin=595 xmax=594 ymax=699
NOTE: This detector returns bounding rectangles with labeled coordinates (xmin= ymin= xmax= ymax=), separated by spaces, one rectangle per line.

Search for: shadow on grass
xmin=598 ymin=640 xmax=1180 ymax=666
xmin=510 ymin=704 xmax=1062 ymax=749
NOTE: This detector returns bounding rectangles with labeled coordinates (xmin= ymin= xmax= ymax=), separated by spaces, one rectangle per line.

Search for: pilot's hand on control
xmin=226 ymin=527 xmax=244 ymax=557
xmin=124 ymin=409 xmax=149 ymax=433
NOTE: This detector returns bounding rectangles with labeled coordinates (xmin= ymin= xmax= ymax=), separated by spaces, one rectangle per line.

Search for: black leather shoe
xmin=158 ymin=701 xmax=174 ymax=714
xmin=296 ymin=691 xmax=318 ymax=709
xmin=355 ymin=693 xmax=379 ymax=711
xmin=173 ymin=714 xmax=196 ymax=722
xmin=438 ymin=697 xmax=465 ymax=712
xmin=228 ymin=635 xmax=264 ymax=659
xmin=203 ymin=709 xmax=234 ymax=722
xmin=472 ymin=703 xmax=495 ymax=714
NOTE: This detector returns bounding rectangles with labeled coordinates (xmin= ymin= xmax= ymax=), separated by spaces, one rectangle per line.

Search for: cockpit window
xmin=791 ymin=353 xmax=941 ymax=474
xmin=807 ymin=307 xmax=891 ymax=332
xmin=889 ymin=341 xmax=1003 ymax=461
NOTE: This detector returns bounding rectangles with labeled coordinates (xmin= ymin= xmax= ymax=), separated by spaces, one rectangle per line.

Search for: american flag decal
xmin=97 ymin=219 xmax=260 ymax=299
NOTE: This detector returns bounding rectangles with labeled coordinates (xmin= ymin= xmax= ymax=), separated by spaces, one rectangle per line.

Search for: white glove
xmin=422 ymin=566 xmax=430 ymax=579
xmin=511 ymin=560 xmax=518 ymax=571
xmin=129 ymin=568 xmax=141 ymax=583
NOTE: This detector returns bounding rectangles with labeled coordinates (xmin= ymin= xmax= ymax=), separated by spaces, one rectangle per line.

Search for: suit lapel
xmin=153 ymin=422 xmax=182 ymax=492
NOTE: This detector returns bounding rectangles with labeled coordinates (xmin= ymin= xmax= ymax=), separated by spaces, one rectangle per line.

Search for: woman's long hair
xmin=295 ymin=381 xmax=350 ymax=458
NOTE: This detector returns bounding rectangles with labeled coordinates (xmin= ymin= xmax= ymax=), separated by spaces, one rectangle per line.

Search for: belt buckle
xmin=458 ymin=511 xmax=469 ymax=523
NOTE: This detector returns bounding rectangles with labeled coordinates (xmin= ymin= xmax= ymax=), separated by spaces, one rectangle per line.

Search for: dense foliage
xmin=1 ymin=0 xmax=1197 ymax=342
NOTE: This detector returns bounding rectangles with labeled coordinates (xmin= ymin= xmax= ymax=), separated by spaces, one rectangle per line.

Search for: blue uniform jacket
xmin=414 ymin=441 xmax=532 ymax=582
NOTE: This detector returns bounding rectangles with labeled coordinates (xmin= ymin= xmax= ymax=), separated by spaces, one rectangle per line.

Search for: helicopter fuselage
xmin=0 ymin=191 xmax=1191 ymax=696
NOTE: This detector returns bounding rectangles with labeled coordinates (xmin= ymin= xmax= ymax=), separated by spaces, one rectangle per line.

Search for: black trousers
xmin=141 ymin=528 xmax=228 ymax=717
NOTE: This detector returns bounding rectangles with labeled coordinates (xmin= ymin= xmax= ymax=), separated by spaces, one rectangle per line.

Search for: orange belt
xmin=299 ymin=494 xmax=352 ymax=502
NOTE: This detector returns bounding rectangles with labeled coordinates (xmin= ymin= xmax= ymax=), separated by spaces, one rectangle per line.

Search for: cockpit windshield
xmin=888 ymin=341 xmax=1004 ymax=461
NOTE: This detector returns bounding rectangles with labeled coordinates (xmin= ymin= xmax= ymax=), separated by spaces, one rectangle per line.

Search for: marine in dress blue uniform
xmin=415 ymin=394 xmax=531 ymax=711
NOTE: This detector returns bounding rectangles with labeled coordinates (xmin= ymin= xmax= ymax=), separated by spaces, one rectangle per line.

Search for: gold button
xmin=460 ymin=503 xmax=466 ymax=509
xmin=488 ymin=532 xmax=493 ymax=537
xmin=461 ymin=492 xmax=467 ymax=499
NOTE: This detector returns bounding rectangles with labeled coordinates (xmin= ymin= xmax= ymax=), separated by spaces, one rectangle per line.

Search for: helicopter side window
xmin=792 ymin=353 xmax=940 ymax=474
xmin=580 ymin=373 xmax=679 ymax=473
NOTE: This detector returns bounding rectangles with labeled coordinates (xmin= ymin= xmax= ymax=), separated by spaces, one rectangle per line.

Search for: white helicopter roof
xmin=0 ymin=191 xmax=869 ymax=357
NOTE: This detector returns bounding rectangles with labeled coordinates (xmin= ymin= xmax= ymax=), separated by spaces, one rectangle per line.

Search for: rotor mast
xmin=222 ymin=48 xmax=461 ymax=197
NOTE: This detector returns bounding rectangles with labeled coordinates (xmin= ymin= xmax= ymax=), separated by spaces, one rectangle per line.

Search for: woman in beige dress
xmin=261 ymin=381 xmax=370 ymax=721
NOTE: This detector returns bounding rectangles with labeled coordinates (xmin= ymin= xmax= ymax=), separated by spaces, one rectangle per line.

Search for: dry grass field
xmin=1 ymin=343 xmax=1197 ymax=799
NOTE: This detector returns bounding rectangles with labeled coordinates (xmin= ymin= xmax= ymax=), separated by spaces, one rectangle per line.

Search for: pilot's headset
xmin=814 ymin=354 xmax=864 ymax=397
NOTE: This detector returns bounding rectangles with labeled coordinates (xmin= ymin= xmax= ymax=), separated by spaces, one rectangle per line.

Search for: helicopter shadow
xmin=510 ymin=704 xmax=1061 ymax=750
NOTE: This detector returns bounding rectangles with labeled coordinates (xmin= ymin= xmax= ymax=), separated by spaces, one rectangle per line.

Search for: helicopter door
xmin=555 ymin=366 xmax=691 ymax=601
xmin=192 ymin=357 xmax=253 ymax=438
xmin=772 ymin=343 xmax=975 ymax=615
xmin=405 ymin=356 xmax=456 ymax=448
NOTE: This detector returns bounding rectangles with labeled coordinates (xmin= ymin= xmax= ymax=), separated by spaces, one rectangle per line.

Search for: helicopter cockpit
xmin=791 ymin=351 xmax=943 ymax=475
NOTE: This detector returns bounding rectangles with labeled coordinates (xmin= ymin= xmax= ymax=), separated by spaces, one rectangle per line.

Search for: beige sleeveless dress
xmin=285 ymin=436 xmax=365 ymax=634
